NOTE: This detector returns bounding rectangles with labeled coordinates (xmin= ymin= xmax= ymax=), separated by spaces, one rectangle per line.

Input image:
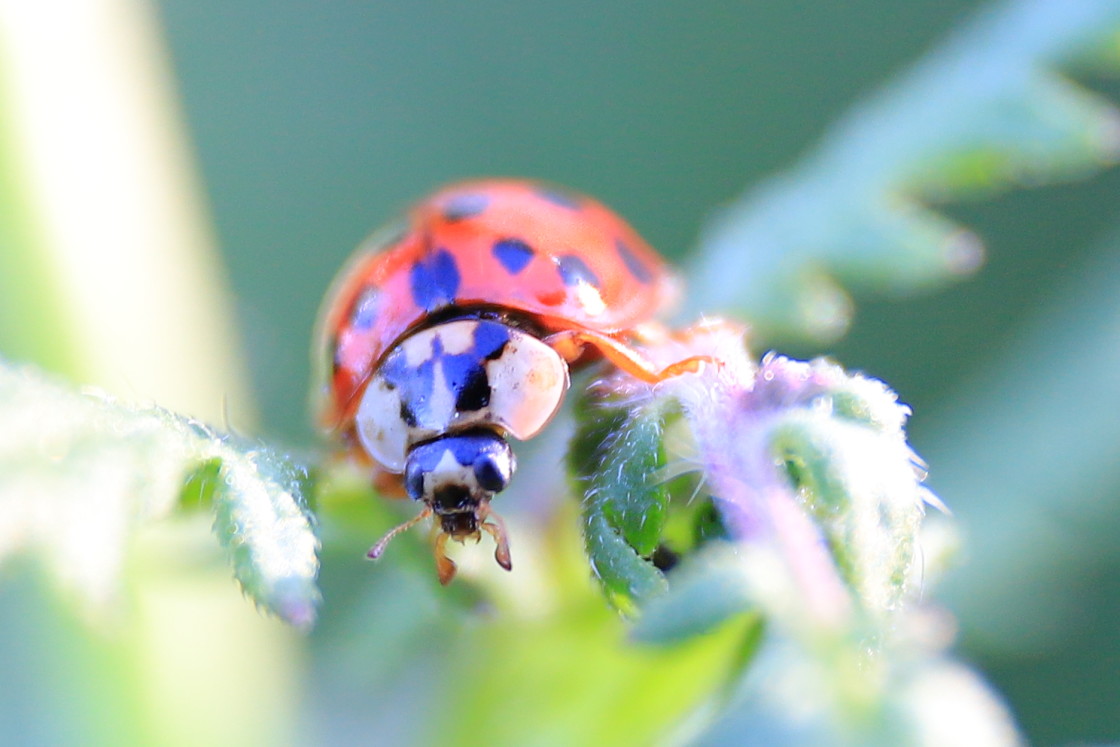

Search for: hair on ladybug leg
xmin=367 ymin=506 xmax=432 ymax=560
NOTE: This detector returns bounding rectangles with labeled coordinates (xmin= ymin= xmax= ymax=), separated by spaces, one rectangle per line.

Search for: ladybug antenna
xmin=367 ymin=506 xmax=432 ymax=560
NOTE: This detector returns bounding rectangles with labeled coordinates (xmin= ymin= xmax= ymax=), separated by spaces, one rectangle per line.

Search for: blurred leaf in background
xmin=0 ymin=1 xmax=254 ymax=424
xmin=0 ymin=363 xmax=319 ymax=624
xmin=690 ymin=0 xmax=1120 ymax=343
xmin=0 ymin=3 xmax=301 ymax=745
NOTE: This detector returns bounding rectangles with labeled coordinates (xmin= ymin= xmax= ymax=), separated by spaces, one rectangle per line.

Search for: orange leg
xmin=544 ymin=328 xmax=714 ymax=384
xmin=433 ymin=531 xmax=458 ymax=585
xmin=479 ymin=502 xmax=513 ymax=572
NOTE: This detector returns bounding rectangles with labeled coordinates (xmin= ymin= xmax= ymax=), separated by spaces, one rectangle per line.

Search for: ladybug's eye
xmin=474 ymin=453 xmax=511 ymax=493
xmin=405 ymin=460 xmax=425 ymax=501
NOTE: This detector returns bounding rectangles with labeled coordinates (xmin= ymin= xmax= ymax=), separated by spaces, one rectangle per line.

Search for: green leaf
xmin=205 ymin=440 xmax=320 ymax=630
xmin=769 ymin=414 xmax=924 ymax=615
xmin=630 ymin=542 xmax=758 ymax=645
xmin=0 ymin=360 xmax=320 ymax=627
xmin=568 ymin=393 xmax=671 ymax=612
xmin=690 ymin=0 xmax=1120 ymax=342
xmin=429 ymin=596 xmax=750 ymax=747
xmin=696 ymin=633 xmax=1022 ymax=747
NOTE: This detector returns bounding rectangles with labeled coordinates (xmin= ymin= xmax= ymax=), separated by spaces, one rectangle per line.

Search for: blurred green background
xmin=156 ymin=0 xmax=989 ymax=440
xmin=3 ymin=0 xmax=1119 ymax=744
xmin=158 ymin=1 xmax=1120 ymax=742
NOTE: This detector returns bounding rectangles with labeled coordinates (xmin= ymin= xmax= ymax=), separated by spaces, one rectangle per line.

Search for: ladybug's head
xmin=368 ymin=429 xmax=514 ymax=584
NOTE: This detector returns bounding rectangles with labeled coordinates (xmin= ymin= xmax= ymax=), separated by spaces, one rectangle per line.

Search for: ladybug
xmin=316 ymin=179 xmax=707 ymax=584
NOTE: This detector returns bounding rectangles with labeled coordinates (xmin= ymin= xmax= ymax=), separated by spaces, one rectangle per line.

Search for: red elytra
xmin=317 ymin=179 xmax=678 ymax=432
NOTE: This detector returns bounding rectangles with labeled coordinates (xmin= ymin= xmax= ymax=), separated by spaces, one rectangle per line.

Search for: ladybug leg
xmin=544 ymin=328 xmax=714 ymax=384
xmin=479 ymin=502 xmax=513 ymax=572
xmin=433 ymin=531 xmax=458 ymax=585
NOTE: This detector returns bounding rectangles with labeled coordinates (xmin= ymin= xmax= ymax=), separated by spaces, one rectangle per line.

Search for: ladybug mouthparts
xmin=437 ymin=505 xmax=481 ymax=537
xmin=368 ymin=429 xmax=515 ymax=585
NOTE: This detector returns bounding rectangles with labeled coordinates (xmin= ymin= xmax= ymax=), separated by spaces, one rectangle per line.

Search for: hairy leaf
xmin=573 ymin=323 xmax=934 ymax=630
xmin=568 ymin=395 xmax=670 ymax=613
xmin=0 ymin=361 xmax=319 ymax=627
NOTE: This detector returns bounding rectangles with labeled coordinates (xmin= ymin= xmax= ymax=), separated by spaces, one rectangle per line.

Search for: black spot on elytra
xmin=492 ymin=238 xmax=534 ymax=274
xmin=615 ymin=238 xmax=654 ymax=284
xmin=557 ymin=254 xmax=600 ymax=288
xmin=442 ymin=193 xmax=490 ymax=222
xmin=409 ymin=249 xmax=461 ymax=310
